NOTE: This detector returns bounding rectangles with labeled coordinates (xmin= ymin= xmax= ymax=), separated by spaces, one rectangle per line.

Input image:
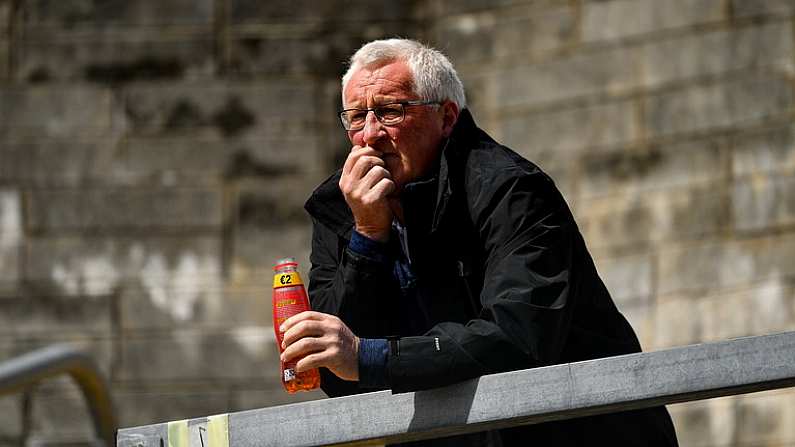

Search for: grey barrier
xmin=117 ymin=331 xmax=795 ymax=447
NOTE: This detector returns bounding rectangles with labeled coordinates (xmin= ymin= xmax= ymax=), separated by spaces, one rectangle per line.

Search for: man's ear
xmin=441 ymin=101 xmax=460 ymax=138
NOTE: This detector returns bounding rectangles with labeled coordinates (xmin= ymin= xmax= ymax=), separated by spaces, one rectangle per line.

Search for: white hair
xmin=341 ymin=39 xmax=467 ymax=110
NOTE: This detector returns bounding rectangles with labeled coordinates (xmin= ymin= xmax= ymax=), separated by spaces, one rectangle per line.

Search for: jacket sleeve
xmin=306 ymin=217 xmax=400 ymax=396
xmin=387 ymin=167 xmax=580 ymax=393
xmin=307 ymin=219 xmax=400 ymax=335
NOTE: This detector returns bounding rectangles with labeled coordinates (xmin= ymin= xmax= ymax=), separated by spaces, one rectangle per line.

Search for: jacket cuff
xmin=387 ymin=335 xmax=455 ymax=393
xmin=358 ymin=338 xmax=389 ymax=388
xmin=348 ymin=230 xmax=391 ymax=264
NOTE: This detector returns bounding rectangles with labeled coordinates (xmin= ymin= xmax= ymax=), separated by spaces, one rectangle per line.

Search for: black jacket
xmin=304 ymin=110 xmax=678 ymax=446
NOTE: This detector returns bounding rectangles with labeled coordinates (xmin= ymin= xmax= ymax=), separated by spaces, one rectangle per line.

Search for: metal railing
xmin=0 ymin=344 xmax=116 ymax=447
xmin=117 ymin=331 xmax=795 ymax=446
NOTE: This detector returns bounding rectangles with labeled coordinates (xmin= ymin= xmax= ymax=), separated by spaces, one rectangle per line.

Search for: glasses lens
xmin=340 ymin=103 xmax=409 ymax=130
xmin=375 ymin=104 xmax=404 ymax=125
xmin=341 ymin=110 xmax=367 ymax=130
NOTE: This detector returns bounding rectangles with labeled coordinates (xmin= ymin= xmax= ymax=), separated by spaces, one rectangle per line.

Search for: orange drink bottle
xmin=272 ymin=257 xmax=321 ymax=393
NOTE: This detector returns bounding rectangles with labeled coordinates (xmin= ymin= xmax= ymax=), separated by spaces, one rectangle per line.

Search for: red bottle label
xmin=273 ymin=285 xmax=310 ymax=356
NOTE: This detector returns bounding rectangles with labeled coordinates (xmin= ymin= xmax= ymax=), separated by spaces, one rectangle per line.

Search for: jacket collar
xmin=304 ymin=109 xmax=479 ymax=239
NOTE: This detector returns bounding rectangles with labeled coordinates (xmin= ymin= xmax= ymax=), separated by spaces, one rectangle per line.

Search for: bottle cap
xmin=274 ymin=257 xmax=298 ymax=270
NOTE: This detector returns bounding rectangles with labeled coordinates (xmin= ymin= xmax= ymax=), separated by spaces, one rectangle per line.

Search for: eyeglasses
xmin=338 ymin=100 xmax=441 ymax=131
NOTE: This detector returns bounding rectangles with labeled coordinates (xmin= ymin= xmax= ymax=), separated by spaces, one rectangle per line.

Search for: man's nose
xmin=361 ymin=110 xmax=385 ymax=145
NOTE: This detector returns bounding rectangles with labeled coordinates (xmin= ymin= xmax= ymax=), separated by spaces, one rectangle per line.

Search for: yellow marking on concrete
xmin=207 ymin=414 xmax=230 ymax=447
xmin=167 ymin=420 xmax=188 ymax=447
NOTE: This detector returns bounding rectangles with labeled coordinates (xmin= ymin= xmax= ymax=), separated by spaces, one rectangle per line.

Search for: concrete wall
xmin=0 ymin=0 xmax=793 ymax=445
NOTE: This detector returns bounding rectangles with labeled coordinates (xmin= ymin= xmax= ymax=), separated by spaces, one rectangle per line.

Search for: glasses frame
xmin=338 ymin=100 xmax=442 ymax=131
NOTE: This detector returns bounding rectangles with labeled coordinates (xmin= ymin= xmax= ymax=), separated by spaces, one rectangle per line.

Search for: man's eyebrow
xmin=343 ymin=99 xmax=403 ymax=110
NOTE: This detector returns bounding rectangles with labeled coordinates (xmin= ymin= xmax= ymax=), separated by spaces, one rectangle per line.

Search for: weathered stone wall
xmin=0 ymin=0 xmax=793 ymax=445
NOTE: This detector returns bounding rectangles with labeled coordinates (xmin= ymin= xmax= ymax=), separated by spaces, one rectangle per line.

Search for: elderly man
xmin=281 ymin=39 xmax=678 ymax=446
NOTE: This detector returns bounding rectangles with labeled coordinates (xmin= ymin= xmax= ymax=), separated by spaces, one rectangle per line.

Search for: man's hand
xmin=280 ymin=311 xmax=360 ymax=381
xmin=339 ymin=145 xmax=395 ymax=242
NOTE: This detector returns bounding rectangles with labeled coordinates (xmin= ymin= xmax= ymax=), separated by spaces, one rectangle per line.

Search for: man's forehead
xmin=343 ymin=61 xmax=415 ymax=103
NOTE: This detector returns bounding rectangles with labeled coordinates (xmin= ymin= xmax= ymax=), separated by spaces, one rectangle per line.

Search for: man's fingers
xmin=357 ymin=165 xmax=391 ymax=193
xmin=281 ymin=335 xmax=326 ymax=364
xmin=294 ymin=351 xmax=333 ymax=373
xmin=281 ymin=319 xmax=325 ymax=348
xmin=370 ymin=176 xmax=396 ymax=199
xmin=340 ymin=149 xmax=387 ymax=201
xmin=279 ymin=310 xmax=327 ymax=332
xmin=341 ymin=146 xmax=382 ymax=177
xmin=348 ymin=155 xmax=385 ymax=186
xmin=341 ymin=145 xmax=363 ymax=176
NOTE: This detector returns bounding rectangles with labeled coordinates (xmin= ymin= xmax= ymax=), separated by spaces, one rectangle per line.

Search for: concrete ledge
xmin=117 ymin=331 xmax=795 ymax=447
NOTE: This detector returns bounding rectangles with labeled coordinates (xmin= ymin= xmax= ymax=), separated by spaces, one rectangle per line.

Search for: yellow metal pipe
xmin=0 ymin=345 xmax=116 ymax=447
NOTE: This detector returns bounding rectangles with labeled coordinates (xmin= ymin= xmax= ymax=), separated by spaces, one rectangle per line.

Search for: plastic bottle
xmin=272 ymin=257 xmax=321 ymax=393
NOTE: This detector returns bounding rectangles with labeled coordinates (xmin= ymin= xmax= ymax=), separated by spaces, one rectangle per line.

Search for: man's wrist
xmin=349 ymin=230 xmax=391 ymax=264
xmin=354 ymin=226 xmax=390 ymax=242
